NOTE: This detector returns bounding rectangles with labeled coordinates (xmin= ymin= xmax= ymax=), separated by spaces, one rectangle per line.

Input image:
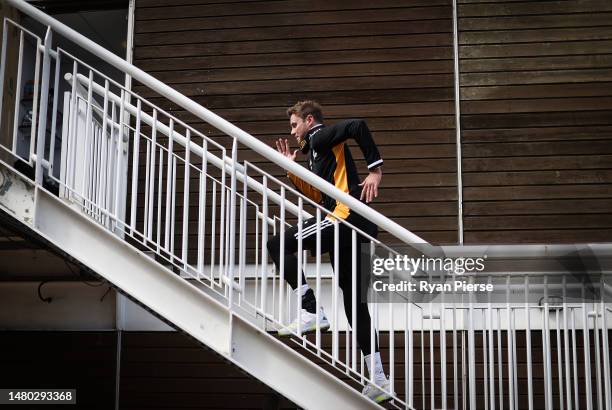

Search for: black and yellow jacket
xmin=287 ymin=120 xmax=383 ymax=220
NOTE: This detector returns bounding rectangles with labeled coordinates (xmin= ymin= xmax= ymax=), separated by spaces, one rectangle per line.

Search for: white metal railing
xmin=1 ymin=2 xmax=611 ymax=409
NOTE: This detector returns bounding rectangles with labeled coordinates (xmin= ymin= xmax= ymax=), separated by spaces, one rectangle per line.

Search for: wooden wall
xmin=132 ymin=0 xmax=459 ymax=247
xmin=131 ymin=0 xmax=612 ymax=250
xmin=458 ymin=0 xmax=612 ymax=243
xmin=120 ymin=332 xmax=295 ymax=409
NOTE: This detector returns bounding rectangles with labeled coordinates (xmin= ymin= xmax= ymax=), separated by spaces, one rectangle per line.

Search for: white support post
xmin=35 ymin=27 xmax=52 ymax=185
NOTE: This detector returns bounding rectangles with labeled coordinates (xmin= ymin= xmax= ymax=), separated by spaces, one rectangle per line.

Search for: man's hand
xmin=359 ymin=167 xmax=382 ymax=203
xmin=275 ymin=138 xmax=298 ymax=161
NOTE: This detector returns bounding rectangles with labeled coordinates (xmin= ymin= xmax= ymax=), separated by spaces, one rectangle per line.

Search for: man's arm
xmin=311 ymin=119 xmax=383 ymax=203
xmin=275 ymin=138 xmax=322 ymax=203
xmin=311 ymin=119 xmax=384 ymax=172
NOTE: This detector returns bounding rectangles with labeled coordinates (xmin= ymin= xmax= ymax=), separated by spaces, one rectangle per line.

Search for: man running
xmin=267 ymin=100 xmax=391 ymax=403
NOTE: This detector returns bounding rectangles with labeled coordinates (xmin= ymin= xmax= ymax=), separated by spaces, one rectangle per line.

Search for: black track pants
xmin=267 ymin=213 xmax=379 ymax=354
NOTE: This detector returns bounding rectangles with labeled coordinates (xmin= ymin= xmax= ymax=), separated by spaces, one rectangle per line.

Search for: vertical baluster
xmin=600 ymin=276 xmax=611 ymax=410
xmin=227 ymin=138 xmax=238 ymax=307
xmin=238 ymin=197 xmax=245 ymax=305
xmin=170 ymin=157 xmax=177 ymax=256
xmin=143 ymin=135 xmax=151 ymax=241
xmin=11 ymin=31 xmax=24 ymax=157
xmin=593 ymin=299 xmax=603 ymax=410
xmin=430 ymin=308 xmax=435 ymax=410
xmin=218 ymin=151 xmax=226 ymax=284
xmin=468 ymin=277 xmax=476 ymax=410
xmin=181 ymin=129 xmax=190 ymax=270
xmin=279 ymin=187 xmax=286 ymax=324
xmin=563 ymin=276 xmax=573 ymax=410
xmin=556 ymin=308 xmax=565 ymax=410
xmin=197 ymin=138 xmax=208 ymax=278
xmin=421 ymin=315 xmax=425 ymax=410
xmin=81 ymin=70 xmax=93 ymax=202
xmin=239 ymin=159 xmax=248 ymax=304
xmin=29 ymin=37 xmax=41 ymax=165
xmin=483 ymin=309 xmax=488 ymax=410
xmin=260 ymin=176 xmax=269 ymax=321
xmin=107 ymin=100 xmax=116 ymax=228
xmin=406 ymin=302 xmax=412 ymax=410
xmin=156 ymin=148 xmax=163 ymax=252
xmin=583 ymin=293 xmax=593 ymax=410
xmin=544 ymin=276 xmax=553 ymax=410
xmin=147 ymin=109 xmax=158 ymax=242
xmin=210 ymin=181 xmax=217 ymax=282
xmin=68 ymin=62 xmax=79 ymax=199
xmin=488 ymin=276 xmax=496 ymax=410
xmin=506 ymin=276 xmax=514 ymax=410
xmin=59 ymin=92 xmax=70 ymax=198
xmin=130 ymin=99 xmax=142 ymax=235
xmin=0 ymin=19 xmax=8 ymax=131
xmin=332 ymin=218 xmax=339 ymax=364
xmin=316 ymin=209 xmax=323 ymax=351
xmin=441 ymin=280 xmax=447 ymax=410
xmin=571 ymin=307 xmax=580 ymax=410
xmin=164 ymin=119 xmax=174 ymax=250
xmin=115 ymin=100 xmax=124 ymax=226
xmin=452 ymin=293 xmax=458 ymax=410
xmin=351 ymin=229 xmax=357 ymax=371
xmin=296 ymin=198 xmax=303 ymax=337
xmin=525 ymin=276 xmax=533 ymax=410
xmin=48 ymin=49 xmax=61 ymax=175
xmin=99 ymin=95 xmax=108 ymax=223
xmin=497 ymin=309 xmax=503 ymax=410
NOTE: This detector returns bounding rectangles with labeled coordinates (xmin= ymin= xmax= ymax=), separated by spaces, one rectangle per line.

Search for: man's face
xmin=289 ymin=113 xmax=312 ymax=144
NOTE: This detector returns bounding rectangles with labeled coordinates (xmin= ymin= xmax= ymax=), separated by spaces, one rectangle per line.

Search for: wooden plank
xmin=136 ymin=1 xmax=450 ymax=20
xmin=461 ymin=54 xmax=612 ymax=73
xmin=464 ymin=199 xmax=612 ymax=216
xmin=136 ymin=87 xmax=455 ymax=111
xmin=135 ymin=47 xmax=454 ymax=70
xmin=463 ymin=169 xmax=612 ymax=186
xmin=135 ymin=10 xmax=451 ymax=33
xmin=461 ymin=111 xmax=612 ymax=129
xmin=464 ymin=228 xmax=612 ymax=243
xmin=134 ymin=74 xmax=455 ymax=97
xmin=461 ymin=83 xmax=612 ymax=101
xmin=147 ymin=60 xmax=454 ymax=84
xmin=460 ymin=12 xmax=612 ymax=31
xmin=134 ymin=22 xmax=452 ymax=46
xmin=463 ymin=155 xmax=612 ymax=172
xmin=134 ymin=34 xmax=454 ymax=59
xmin=460 ymin=40 xmax=612 ymax=59
xmin=462 ymin=97 xmax=612 ymax=115
xmin=462 ymin=126 xmax=612 ymax=142
xmin=462 ymin=140 xmax=612 ymax=157
xmin=459 ymin=27 xmax=612 ymax=45
xmin=176 ymin=102 xmax=455 ymax=122
xmin=464 ymin=214 xmax=612 ymax=230
xmin=458 ymin=1 xmax=612 ymax=17
xmin=460 ymin=69 xmax=612 ymax=87
xmin=463 ymin=184 xmax=612 ymax=201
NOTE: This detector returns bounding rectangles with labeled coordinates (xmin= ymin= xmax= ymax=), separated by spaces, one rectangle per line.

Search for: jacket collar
xmin=305 ymin=123 xmax=324 ymax=141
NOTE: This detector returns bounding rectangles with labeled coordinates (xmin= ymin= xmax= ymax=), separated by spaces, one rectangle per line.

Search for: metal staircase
xmin=1 ymin=1 xmax=611 ymax=409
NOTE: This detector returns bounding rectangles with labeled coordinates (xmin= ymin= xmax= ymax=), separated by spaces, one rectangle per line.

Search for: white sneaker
xmin=277 ymin=308 xmax=330 ymax=337
xmin=362 ymin=378 xmax=393 ymax=404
